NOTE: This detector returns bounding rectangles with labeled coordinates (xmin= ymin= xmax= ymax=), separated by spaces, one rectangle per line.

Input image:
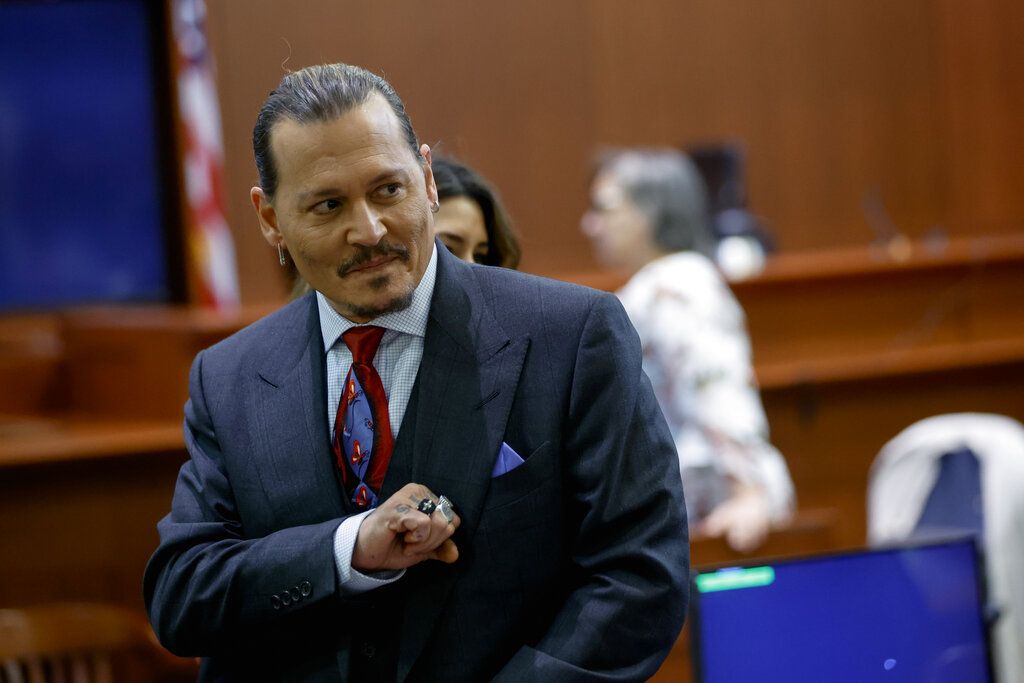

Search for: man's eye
xmin=312 ymin=199 xmax=340 ymax=214
xmin=375 ymin=183 xmax=403 ymax=199
xmin=473 ymin=251 xmax=489 ymax=265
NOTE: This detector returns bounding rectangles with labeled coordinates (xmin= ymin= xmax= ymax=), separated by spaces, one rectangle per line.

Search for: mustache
xmin=336 ymin=242 xmax=411 ymax=277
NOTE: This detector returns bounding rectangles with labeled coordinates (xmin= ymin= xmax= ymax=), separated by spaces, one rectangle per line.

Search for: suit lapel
xmin=394 ymin=248 xmax=530 ymax=680
xmin=252 ymin=294 xmax=348 ymax=524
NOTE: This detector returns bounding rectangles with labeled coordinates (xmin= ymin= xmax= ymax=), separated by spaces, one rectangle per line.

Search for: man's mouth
xmin=346 ymin=255 xmax=395 ymax=274
xmin=337 ymin=245 xmax=409 ymax=277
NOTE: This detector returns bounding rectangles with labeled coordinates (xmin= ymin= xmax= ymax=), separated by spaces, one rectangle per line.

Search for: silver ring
xmin=436 ymin=495 xmax=455 ymax=524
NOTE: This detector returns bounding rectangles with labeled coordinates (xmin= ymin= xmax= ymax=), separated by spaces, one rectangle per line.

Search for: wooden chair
xmin=0 ymin=603 xmax=197 ymax=683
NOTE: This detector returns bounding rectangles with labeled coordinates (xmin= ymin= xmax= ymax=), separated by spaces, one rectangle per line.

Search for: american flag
xmin=171 ymin=0 xmax=239 ymax=309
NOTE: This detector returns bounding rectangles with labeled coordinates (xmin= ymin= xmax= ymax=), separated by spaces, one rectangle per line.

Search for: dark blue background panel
xmin=0 ymin=0 xmax=171 ymax=311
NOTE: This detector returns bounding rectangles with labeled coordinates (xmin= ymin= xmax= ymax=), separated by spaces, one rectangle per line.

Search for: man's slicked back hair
xmin=253 ymin=63 xmax=421 ymax=198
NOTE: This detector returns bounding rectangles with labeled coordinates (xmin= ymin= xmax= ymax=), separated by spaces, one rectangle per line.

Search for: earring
xmin=277 ymin=244 xmax=287 ymax=266
xmin=430 ymin=200 xmax=440 ymax=214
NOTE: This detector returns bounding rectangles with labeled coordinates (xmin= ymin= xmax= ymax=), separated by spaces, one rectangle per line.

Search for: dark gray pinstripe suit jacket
xmin=144 ymin=244 xmax=689 ymax=682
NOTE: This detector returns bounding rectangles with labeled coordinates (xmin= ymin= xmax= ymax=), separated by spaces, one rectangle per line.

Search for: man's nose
xmin=346 ymin=201 xmax=386 ymax=247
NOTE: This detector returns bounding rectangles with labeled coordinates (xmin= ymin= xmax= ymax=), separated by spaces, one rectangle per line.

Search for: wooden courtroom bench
xmin=0 ymin=417 xmax=186 ymax=608
xmin=561 ymin=233 xmax=1024 ymax=548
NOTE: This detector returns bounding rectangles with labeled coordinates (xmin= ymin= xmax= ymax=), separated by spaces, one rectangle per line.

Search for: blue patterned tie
xmin=332 ymin=326 xmax=393 ymax=509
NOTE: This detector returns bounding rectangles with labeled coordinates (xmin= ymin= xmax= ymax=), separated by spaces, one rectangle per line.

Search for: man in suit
xmin=144 ymin=63 xmax=689 ymax=682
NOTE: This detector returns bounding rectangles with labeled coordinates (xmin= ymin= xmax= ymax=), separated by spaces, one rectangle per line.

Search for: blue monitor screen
xmin=0 ymin=0 xmax=173 ymax=311
xmin=691 ymin=538 xmax=992 ymax=683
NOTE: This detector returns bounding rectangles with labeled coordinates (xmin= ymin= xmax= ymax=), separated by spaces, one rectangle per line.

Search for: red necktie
xmin=332 ymin=326 xmax=393 ymax=508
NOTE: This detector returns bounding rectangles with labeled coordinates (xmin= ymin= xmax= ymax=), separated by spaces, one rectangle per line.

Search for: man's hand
xmin=352 ymin=483 xmax=461 ymax=572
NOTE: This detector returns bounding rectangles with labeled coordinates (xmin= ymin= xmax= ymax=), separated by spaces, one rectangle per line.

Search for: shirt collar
xmin=317 ymin=244 xmax=438 ymax=351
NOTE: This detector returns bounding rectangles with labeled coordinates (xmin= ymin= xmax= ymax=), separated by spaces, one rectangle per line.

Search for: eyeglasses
xmin=587 ymin=197 xmax=626 ymax=214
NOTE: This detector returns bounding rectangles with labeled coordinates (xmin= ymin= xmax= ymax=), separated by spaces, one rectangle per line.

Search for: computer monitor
xmin=690 ymin=537 xmax=993 ymax=683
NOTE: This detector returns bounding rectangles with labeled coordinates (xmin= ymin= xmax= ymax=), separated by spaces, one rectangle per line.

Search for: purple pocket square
xmin=492 ymin=442 xmax=525 ymax=478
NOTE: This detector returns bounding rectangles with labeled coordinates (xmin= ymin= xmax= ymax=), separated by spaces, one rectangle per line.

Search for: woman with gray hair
xmin=581 ymin=148 xmax=794 ymax=552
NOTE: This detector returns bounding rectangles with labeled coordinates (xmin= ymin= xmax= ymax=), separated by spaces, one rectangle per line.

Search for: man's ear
xmin=251 ymin=186 xmax=283 ymax=247
xmin=420 ymin=144 xmax=438 ymax=205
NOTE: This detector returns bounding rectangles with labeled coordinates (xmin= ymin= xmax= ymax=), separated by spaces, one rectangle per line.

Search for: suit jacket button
xmin=290 ymin=587 xmax=302 ymax=602
xmin=300 ymin=580 xmax=312 ymax=597
xmin=271 ymin=594 xmax=282 ymax=610
xmin=362 ymin=643 xmax=376 ymax=658
xmin=280 ymin=591 xmax=292 ymax=606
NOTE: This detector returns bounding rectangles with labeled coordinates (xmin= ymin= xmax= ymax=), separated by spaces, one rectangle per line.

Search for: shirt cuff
xmin=333 ymin=510 xmax=405 ymax=594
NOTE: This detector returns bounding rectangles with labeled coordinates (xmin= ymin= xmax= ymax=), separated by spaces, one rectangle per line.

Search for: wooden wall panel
xmin=933 ymin=0 xmax=1024 ymax=233
xmin=203 ymin=0 xmax=596 ymax=298
xmin=203 ymin=0 xmax=1024 ymax=304
xmin=588 ymin=0 xmax=947 ymax=250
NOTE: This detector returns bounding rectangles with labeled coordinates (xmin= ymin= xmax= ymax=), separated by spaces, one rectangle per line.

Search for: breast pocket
xmin=483 ymin=440 xmax=557 ymax=513
xmin=475 ymin=441 xmax=561 ymax=595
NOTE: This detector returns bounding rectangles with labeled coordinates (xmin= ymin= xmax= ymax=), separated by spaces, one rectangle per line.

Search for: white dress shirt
xmin=320 ymin=245 xmax=437 ymax=592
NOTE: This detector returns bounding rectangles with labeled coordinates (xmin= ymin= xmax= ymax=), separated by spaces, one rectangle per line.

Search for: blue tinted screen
xmin=0 ymin=0 xmax=169 ymax=310
xmin=693 ymin=539 xmax=991 ymax=682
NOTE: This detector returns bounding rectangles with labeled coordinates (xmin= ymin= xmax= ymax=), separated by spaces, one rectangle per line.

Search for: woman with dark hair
xmin=431 ymin=156 xmax=520 ymax=269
